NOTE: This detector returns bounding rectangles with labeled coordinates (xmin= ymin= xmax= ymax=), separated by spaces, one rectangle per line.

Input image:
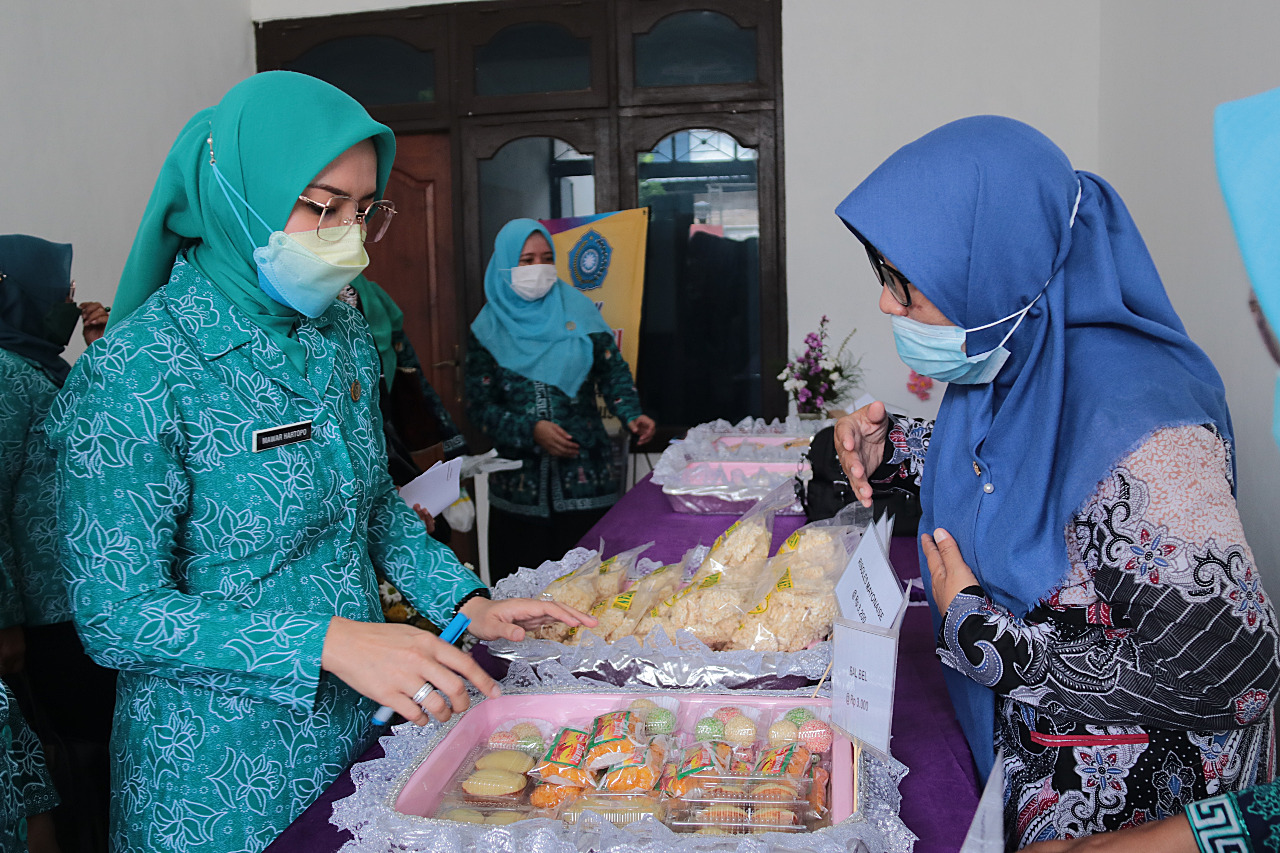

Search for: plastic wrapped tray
xmin=392 ymin=692 xmax=855 ymax=829
xmin=661 ymin=460 xmax=807 ymax=515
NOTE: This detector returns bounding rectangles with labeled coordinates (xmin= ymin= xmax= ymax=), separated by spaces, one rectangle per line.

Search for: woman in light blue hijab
xmin=467 ymin=219 xmax=655 ymax=580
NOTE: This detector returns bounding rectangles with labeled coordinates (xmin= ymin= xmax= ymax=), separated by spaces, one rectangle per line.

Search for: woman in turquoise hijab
xmin=466 ymin=219 xmax=656 ymax=581
xmin=47 ymin=72 xmax=592 ymax=852
xmin=1023 ymin=84 xmax=1280 ymax=853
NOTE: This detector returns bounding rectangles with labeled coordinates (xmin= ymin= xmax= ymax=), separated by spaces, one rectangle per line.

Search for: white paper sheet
xmin=398 ymin=457 xmax=463 ymax=517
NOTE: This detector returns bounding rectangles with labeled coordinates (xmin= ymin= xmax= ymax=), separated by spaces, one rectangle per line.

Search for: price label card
xmin=834 ymin=523 xmax=905 ymax=628
xmin=831 ymin=617 xmax=901 ymax=756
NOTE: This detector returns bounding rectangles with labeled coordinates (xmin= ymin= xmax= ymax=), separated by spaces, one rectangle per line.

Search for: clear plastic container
xmin=557 ymin=792 xmax=668 ymax=826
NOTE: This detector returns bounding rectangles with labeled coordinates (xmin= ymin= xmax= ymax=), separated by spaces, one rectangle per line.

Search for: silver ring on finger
xmin=411 ymin=681 xmax=435 ymax=709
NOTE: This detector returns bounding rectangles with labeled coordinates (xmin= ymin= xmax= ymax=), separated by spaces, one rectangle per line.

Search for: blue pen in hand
xmin=370 ymin=612 xmax=472 ymax=726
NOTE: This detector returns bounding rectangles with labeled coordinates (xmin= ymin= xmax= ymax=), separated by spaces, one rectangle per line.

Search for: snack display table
xmin=266 ymin=476 xmax=980 ymax=852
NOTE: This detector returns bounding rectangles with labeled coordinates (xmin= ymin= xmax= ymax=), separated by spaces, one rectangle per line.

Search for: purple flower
xmin=815 ymin=396 xmax=825 ymax=408
xmin=797 ymin=387 xmax=811 ymax=403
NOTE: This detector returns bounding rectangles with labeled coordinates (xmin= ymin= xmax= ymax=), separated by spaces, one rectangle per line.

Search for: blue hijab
xmin=470 ymin=219 xmax=611 ymax=397
xmin=836 ymin=116 xmax=1233 ymax=780
xmin=0 ymin=235 xmax=74 ymax=386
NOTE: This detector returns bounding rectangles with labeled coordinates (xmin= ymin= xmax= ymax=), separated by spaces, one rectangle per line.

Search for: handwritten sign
xmin=834 ymin=523 xmax=905 ymax=629
xmin=830 ymin=524 xmax=907 ymax=758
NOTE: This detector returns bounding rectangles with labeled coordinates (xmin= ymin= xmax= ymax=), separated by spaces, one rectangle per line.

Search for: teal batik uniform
xmin=0 ymin=680 xmax=58 ymax=852
xmin=0 ymin=349 xmax=71 ymax=629
xmin=47 ymin=71 xmax=482 ymax=852
xmin=466 ymin=330 xmax=642 ymax=516
xmin=48 ymin=256 xmax=484 ymax=850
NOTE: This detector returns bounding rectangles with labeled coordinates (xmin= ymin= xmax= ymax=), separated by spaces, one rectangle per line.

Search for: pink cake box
xmin=393 ymin=692 xmax=855 ymax=828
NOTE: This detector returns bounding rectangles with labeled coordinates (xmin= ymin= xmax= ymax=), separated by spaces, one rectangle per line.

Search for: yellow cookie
xmin=439 ymin=808 xmax=485 ymax=824
xmin=476 ymin=749 xmax=535 ymax=774
xmin=484 ymin=810 xmax=525 ymax=825
xmin=462 ymin=768 xmax=527 ymax=797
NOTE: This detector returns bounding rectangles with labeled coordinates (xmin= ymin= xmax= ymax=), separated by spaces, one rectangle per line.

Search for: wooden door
xmin=365 ymin=132 xmax=464 ymax=432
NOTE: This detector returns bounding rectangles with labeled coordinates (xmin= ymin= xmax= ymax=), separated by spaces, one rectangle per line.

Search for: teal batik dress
xmin=0 ymin=680 xmax=58 ymax=852
xmin=465 ymin=331 xmax=642 ymax=517
xmin=1188 ymin=783 xmax=1280 ymax=850
xmin=47 ymin=256 xmax=485 ymax=852
xmin=0 ymin=348 xmax=72 ymax=629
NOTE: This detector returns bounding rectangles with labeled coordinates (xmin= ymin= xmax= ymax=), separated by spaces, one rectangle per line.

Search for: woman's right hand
xmin=833 ymin=400 xmax=891 ymax=508
xmin=321 ymin=616 xmax=500 ymax=725
xmin=533 ymin=420 xmax=580 ymax=457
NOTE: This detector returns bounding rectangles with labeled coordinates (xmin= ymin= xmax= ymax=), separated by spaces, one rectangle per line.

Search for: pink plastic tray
xmin=392 ymin=692 xmax=854 ymax=826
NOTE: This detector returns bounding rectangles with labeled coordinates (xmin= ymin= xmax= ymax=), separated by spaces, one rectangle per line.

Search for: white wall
xmin=781 ymin=1 xmax=1102 ymax=417
xmin=1099 ymin=0 xmax=1280 ymax=587
xmin=0 ymin=0 xmax=255 ymax=363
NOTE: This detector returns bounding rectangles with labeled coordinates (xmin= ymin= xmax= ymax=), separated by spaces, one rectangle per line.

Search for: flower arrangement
xmin=777 ymin=316 xmax=863 ymax=415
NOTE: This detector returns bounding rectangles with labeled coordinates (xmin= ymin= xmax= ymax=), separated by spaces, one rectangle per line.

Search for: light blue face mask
xmin=211 ymin=164 xmax=368 ymax=318
xmin=891 ymin=285 xmax=1046 ymax=385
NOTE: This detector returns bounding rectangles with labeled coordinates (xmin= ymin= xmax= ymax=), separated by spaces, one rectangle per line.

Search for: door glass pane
xmin=475 ymin=22 xmax=591 ymax=96
xmin=284 ymin=36 xmax=435 ymax=106
xmin=479 ymin=137 xmax=595 ymax=270
xmin=635 ymin=11 xmax=757 ymax=88
xmin=638 ymin=129 xmax=760 ymax=427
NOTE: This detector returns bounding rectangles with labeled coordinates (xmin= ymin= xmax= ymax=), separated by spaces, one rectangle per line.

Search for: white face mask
xmin=509 ymin=264 xmax=557 ymax=301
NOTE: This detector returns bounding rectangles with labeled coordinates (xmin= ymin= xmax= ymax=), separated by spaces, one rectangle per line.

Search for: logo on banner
xmin=569 ymin=229 xmax=611 ymax=291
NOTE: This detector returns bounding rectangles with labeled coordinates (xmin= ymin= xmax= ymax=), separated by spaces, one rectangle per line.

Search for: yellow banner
xmin=541 ymin=208 xmax=649 ymax=375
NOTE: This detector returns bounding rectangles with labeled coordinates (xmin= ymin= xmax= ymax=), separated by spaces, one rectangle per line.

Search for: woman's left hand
xmin=461 ymin=596 xmax=597 ymax=643
xmin=628 ymin=415 xmax=656 ymax=445
xmin=411 ymin=503 xmax=436 ymax=534
xmin=80 ymin=301 xmax=109 ymax=345
xmin=921 ymin=527 xmax=980 ymax=612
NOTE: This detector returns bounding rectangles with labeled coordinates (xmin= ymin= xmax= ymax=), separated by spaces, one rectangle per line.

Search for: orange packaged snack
xmin=808 ymin=766 xmax=830 ymax=814
xmin=530 ymin=783 xmax=583 ymax=810
xmin=584 ymin=711 xmax=646 ymax=769
xmin=752 ymin=743 xmax=812 ymax=779
xmin=599 ymin=739 xmax=667 ymax=794
xmin=531 ymin=728 xmax=597 ymax=788
xmin=662 ymin=741 xmax=732 ymax=798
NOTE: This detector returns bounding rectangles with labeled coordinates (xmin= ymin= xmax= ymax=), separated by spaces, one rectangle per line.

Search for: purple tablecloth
xmin=267 ymin=477 xmax=979 ymax=852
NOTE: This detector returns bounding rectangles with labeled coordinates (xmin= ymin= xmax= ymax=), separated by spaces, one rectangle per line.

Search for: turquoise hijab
xmin=111 ymin=71 xmax=395 ymax=374
xmin=1216 ymin=86 xmax=1280 ymax=416
xmin=470 ymin=219 xmax=610 ymax=397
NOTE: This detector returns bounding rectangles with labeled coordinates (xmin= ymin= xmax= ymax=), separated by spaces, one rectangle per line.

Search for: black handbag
xmin=798 ymin=425 xmax=922 ymax=534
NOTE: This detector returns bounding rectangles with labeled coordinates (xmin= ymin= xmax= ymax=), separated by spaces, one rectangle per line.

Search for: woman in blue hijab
xmin=467 ymin=219 xmax=655 ymax=581
xmin=1022 ymin=82 xmax=1280 ymax=853
xmin=834 ymin=116 xmax=1278 ymax=847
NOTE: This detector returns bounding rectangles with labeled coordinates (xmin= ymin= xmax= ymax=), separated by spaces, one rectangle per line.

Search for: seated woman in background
xmin=833 ymin=115 xmax=1278 ymax=848
xmin=466 ymin=219 xmax=655 ymax=582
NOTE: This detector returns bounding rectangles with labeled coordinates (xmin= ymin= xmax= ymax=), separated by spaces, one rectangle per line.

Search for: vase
xmin=796 ymin=412 xmax=823 ymax=421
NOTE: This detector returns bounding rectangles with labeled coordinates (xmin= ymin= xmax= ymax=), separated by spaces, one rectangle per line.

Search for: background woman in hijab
xmin=1021 ymin=81 xmax=1280 ymax=853
xmin=46 ymin=73 xmax=592 ymax=852
xmin=833 ymin=116 xmax=1278 ymax=847
xmin=0 ymin=235 xmax=114 ymax=850
xmin=466 ymin=219 xmax=655 ymax=581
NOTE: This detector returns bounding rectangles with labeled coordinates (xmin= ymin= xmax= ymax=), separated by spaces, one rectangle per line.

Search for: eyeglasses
xmin=1250 ymin=292 xmax=1280 ymax=367
xmin=296 ymin=195 xmax=397 ymax=243
xmin=864 ymin=242 xmax=911 ymax=307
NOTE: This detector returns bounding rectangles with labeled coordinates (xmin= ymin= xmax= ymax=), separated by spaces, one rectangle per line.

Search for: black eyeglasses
xmin=864 ymin=242 xmax=912 ymax=307
xmin=1250 ymin=292 xmax=1280 ymax=367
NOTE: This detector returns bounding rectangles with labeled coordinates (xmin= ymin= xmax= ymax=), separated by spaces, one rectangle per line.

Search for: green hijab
xmin=348 ymin=274 xmax=404 ymax=391
xmin=111 ymin=71 xmax=395 ymax=374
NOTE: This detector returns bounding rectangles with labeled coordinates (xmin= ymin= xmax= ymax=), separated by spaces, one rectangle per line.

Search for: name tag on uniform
xmin=252 ymin=420 xmax=313 ymax=452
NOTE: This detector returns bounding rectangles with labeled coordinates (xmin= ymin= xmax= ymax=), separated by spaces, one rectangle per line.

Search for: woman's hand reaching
xmin=833 ymin=401 xmax=891 ymax=507
xmin=321 ymin=617 xmax=500 ymax=725
xmin=461 ymin=596 xmax=596 ymax=643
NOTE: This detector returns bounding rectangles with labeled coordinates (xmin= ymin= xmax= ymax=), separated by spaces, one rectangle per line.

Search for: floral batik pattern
xmin=0 ymin=680 xmax=58 ymax=851
xmin=0 ymin=349 xmax=72 ymax=627
xmin=47 ymin=256 xmax=485 ymax=853
xmin=870 ymin=415 xmax=930 ymax=498
xmin=894 ymin=422 xmax=1278 ymax=848
xmin=944 ymin=426 xmax=1279 ymax=847
xmin=465 ymin=331 xmax=642 ymax=518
